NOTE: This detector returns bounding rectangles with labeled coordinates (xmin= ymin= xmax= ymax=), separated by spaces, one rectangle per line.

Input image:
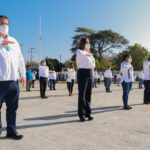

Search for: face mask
xmin=128 ymin=58 xmax=132 ymax=63
xmin=42 ymin=62 xmax=46 ymax=66
xmin=85 ymin=43 xmax=91 ymax=50
xmin=0 ymin=24 xmax=9 ymax=35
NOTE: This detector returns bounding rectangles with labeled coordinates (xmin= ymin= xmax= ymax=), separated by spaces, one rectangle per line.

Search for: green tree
xmin=71 ymin=27 xmax=129 ymax=61
xmin=129 ymin=44 xmax=149 ymax=70
xmin=113 ymin=44 xmax=149 ymax=70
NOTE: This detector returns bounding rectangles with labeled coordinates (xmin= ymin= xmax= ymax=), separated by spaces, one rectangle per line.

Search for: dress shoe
xmin=123 ymin=106 xmax=132 ymax=110
xmin=143 ymin=102 xmax=149 ymax=105
xmin=43 ymin=96 xmax=48 ymax=99
xmin=6 ymin=132 xmax=23 ymax=140
xmin=79 ymin=117 xmax=85 ymax=122
xmin=85 ymin=115 xmax=94 ymax=121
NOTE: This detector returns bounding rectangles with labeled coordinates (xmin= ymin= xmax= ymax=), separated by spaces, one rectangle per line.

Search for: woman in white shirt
xmin=104 ymin=66 xmax=112 ymax=93
xmin=76 ymin=37 xmax=95 ymax=122
xmin=138 ymin=70 xmax=144 ymax=89
xmin=32 ymin=71 xmax=36 ymax=88
xmin=48 ymin=69 xmax=57 ymax=90
xmin=39 ymin=60 xmax=49 ymax=99
xmin=67 ymin=63 xmax=76 ymax=96
xmin=120 ymin=54 xmax=134 ymax=110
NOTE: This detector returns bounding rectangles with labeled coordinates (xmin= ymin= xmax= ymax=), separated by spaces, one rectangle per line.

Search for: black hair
xmin=0 ymin=15 xmax=9 ymax=21
xmin=40 ymin=60 xmax=46 ymax=65
xmin=122 ymin=54 xmax=131 ymax=61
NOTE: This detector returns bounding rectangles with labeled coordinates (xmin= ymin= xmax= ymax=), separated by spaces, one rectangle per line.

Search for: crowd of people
xmin=0 ymin=15 xmax=150 ymax=140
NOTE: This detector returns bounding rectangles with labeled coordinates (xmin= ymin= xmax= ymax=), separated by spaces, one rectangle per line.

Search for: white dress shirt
xmin=138 ymin=71 xmax=144 ymax=80
xmin=120 ymin=61 xmax=134 ymax=83
xmin=76 ymin=49 xmax=95 ymax=69
xmin=0 ymin=36 xmax=26 ymax=81
xmin=48 ymin=71 xmax=57 ymax=80
xmin=67 ymin=68 xmax=76 ymax=82
xmin=143 ymin=60 xmax=150 ymax=80
xmin=104 ymin=70 xmax=113 ymax=78
xmin=39 ymin=65 xmax=49 ymax=78
xmin=94 ymin=71 xmax=99 ymax=79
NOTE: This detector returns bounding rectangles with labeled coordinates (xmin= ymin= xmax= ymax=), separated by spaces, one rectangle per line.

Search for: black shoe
xmin=123 ymin=106 xmax=132 ymax=110
xmin=143 ymin=102 xmax=149 ymax=105
xmin=86 ymin=116 xmax=94 ymax=121
xmin=6 ymin=132 xmax=23 ymax=140
xmin=43 ymin=96 xmax=48 ymax=99
xmin=108 ymin=91 xmax=112 ymax=93
xmin=79 ymin=117 xmax=85 ymax=122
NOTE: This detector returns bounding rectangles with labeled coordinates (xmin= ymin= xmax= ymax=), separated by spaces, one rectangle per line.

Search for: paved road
xmin=0 ymin=82 xmax=150 ymax=150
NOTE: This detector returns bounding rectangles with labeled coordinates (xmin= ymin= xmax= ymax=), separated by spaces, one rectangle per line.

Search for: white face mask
xmin=85 ymin=43 xmax=91 ymax=50
xmin=128 ymin=58 xmax=132 ymax=63
xmin=42 ymin=62 xmax=46 ymax=66
xmin=0 ymin=24 xmax=9 ymax=35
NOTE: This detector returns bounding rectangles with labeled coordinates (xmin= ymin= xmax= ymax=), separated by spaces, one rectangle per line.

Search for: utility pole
xmin=60 ymin=54 xmax=62 ymax=63
xmin=39 ymin=15 xmax=42 ymax=63
xmin=29 ymin=48 xmax=35 ymax=66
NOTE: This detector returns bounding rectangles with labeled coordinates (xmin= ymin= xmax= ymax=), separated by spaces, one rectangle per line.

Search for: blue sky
xmin=0 ymin=0 xmax=150 ymax=62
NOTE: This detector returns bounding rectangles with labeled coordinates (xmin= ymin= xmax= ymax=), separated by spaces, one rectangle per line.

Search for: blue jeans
xmin=122 ymin=81 xmax=132 ymax=107
xmin=48 ymin=79 xmax=56 ymax=90
xmin=0 ymin=81 xmax=19 ymax=133
xmin=104 ymin=78 xmax=112 ymax=92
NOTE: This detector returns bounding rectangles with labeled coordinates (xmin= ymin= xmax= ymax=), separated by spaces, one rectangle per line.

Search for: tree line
xmin=26 ymin=27 xmax=149 ymax=71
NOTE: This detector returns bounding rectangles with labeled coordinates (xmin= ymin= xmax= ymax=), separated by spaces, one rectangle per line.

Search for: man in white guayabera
xmin=0 ymin=15 xmax=26 ymax=140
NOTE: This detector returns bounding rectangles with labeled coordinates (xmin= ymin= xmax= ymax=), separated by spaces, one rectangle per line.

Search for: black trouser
xmin=67 ymin=80 xmax=74 ymax=94
xmin=0 ymin=81 xmax=19 ymax=133
xmin=77 ymin=69 xmax=93 ymax=118
xmin=40 ymin=77 xmax=48 ymax=98
xmin=104 ymin=78 xmax=112 ymax=92
xmin=143 ymin=80 xmax=150 ymax=103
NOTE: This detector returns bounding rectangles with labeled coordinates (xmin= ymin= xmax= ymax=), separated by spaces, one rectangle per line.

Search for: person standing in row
xmin=26 ymin=66 xmax=32 ymax=91
xmin=143 ymin=55 xmax=150 ymax=104
xmin=117 ymin=73 xmax=121 ymax=86
xmin=39 ymin=60 xmax=49 ymax=99
xmin=0 ymin=15 xmax=26 ymax=139
xmin=138 ymin=70 xmax=144 ymax=89
xmin=67 ymin=63 xmax=76 ymax=96
xmin=93 ymin=69 xmax=98 ymax=88
xmin=32 ymin=71 xmax=36 ymax=88
xmin=76 ymin=37 xmax=95 ymax=122
xmin=120 ymin=54 xmax=134 ymax=110
xmin=104 ymin=66 xmax=113 ymax=93
xmin=48 ymin=69 xmax=57 ymax=90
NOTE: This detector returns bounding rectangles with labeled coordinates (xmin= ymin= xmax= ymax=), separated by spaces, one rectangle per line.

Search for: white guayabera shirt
xmin=76 ymin=49 xmax=95 ymax=69
xmin=120 ymin=61 xmax=134 ymax=83
xmin=0 ymin=36 xmax=26 ymax=81
xmin=143 ymin=60 xmax=150 ymax=80
xmin=67 ymin=68 xmax=76 ymax=82
xmin=39 ymin=65 xmax=49 ymax=78
xmin=104 ymin=70 xmax=113 ymax=78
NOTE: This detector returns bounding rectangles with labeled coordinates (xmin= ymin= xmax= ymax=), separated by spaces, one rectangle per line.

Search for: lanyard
xmin=128 ymin=69 xmax=130 ymax=79
xmin=5 ymin=45 xmax=11 ymax=52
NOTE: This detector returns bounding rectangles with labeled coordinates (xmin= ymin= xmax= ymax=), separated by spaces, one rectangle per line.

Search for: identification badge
xmin=5 ymin=46 xmax=11 ymax=52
